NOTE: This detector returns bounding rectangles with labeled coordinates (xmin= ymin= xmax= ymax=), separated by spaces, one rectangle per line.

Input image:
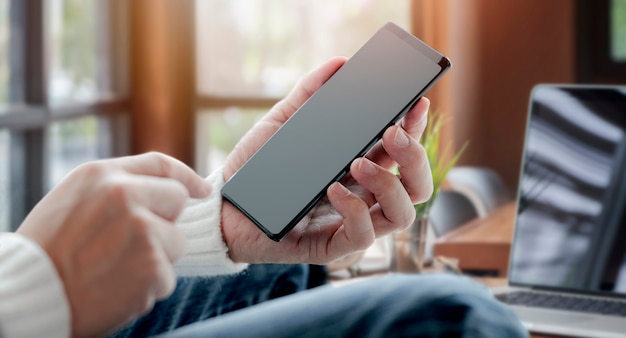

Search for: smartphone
xmin=221 ymin=22 xmax=451 ymax=241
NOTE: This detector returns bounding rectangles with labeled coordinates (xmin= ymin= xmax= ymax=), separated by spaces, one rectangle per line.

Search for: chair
xmin=425 ymin=167 xmax=513 ymax=263
xmin=445 ymin=166 xmax=513 ymax=217
xmin=429 ymin=190 xmax=480 ymax=237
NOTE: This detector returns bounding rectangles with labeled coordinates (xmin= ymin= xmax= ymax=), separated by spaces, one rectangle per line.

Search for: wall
xmin=419 ymin=0 xmax=576 ymax=190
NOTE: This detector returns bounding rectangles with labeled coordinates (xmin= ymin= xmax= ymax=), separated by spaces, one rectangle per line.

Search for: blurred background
xmin=0 ymin=0 xmax=624 ymax=232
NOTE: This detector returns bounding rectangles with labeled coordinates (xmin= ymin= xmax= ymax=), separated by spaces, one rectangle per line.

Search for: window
xmin=0 ymin=0 xmax=8 ymax=106
xmin=48 ymin=0 xmax=99 ymax=104
xmin=0 ymin=129 xmax=8 ymax=231
xmin=47 ymin=116 xmax=100 ymax=187
xmin=612 ymin=0 xmax=626 ymax=61
xmin=195 ymin=0 xmax=411 ymax=175
xmin=44 ymin=0 xmax=129 ymax=183
xmin=0 ymin=0 xmax=130 ymax=230
xmin=196 ymin=108 xmax=266 ymax=175
xmin=577 ymin=0 xmax=626 ymax=83
xmin=0 ymin=1 xmax=9 ymax=230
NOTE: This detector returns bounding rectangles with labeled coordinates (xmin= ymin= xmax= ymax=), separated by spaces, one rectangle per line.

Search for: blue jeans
xmin=109 ymin=264 xmax=528 ymax=337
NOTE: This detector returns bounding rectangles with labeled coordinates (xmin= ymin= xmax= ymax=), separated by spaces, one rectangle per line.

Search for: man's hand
xmin=17 ymin=152 xmax=211 ymax=338
xmin=222 ymin=56 xmax=433 ymax=264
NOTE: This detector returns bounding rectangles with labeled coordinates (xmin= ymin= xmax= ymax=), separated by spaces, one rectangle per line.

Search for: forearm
xmin=174 ymin=166 xmax=248 ymax=276
xmin=0 ymin=233 xmax=70 ymax=338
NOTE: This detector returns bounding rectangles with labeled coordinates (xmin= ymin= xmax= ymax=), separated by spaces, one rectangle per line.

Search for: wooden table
xmin=433 ymin=201 xmax=516 ymax=276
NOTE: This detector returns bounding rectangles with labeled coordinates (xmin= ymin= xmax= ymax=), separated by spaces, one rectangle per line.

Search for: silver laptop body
xmin=494 ymin=85 xmax=626 ymax=338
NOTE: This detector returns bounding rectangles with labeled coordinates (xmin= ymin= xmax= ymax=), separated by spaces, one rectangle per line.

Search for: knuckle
xmin=130 ymin=213 xmax=149 ymax=232
xmin=103 ymin=181 xmax=133 ymax=206
xmin=145 ymin=151 xmax=166 ymax=160
xmin=74 ymin=161 xmax=108 ymax=179
xmin=150 ymin=152 xmax=173 ymax=175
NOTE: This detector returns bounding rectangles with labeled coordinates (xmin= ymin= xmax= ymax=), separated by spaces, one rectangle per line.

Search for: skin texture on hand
xmin=17 ymin=152 xmax=212 ymax=338
xmin=222 ymin=56 xmax=434 ymax=265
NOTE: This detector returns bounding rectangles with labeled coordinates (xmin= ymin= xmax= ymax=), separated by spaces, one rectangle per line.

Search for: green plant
xmin=413 ymin=111 xmax=467 ymax=219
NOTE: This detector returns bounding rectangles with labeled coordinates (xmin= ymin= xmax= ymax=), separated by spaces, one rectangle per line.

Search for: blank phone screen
xmin=221 ymin=22 xmax=450 ymax=241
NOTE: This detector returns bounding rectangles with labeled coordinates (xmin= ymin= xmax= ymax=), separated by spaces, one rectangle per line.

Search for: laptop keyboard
xmin=496 ymin=291 xmax=626 ymax=317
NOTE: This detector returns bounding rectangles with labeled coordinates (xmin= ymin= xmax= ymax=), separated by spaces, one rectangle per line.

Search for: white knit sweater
xmin=0 ymin=167 xmax=247 ymax=338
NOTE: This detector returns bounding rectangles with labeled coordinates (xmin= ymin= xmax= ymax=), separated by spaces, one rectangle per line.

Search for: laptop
xmin=494 ymin=84 xmax=626 ymax=338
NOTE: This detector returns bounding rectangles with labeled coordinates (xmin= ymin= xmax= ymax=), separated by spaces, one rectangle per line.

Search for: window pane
xmin=196 ymin=108 xmax=266 ymax=176
xmin=47 ymin=115 xmax=100 ymax=188
xmin=196 ymin=0 xmax=410 ymax=98
xmin=0 ymin=0 xmax=9 ymax=106
xmin=0 ymin=130 xmax=8 ymax=231
xmin=612 ymin=0 xmax=626 ymax=61
xmin=48 ymin=0 xmax=100 ymax=104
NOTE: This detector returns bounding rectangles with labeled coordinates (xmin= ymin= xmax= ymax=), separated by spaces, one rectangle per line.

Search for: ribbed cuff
xmin=0 ymin=233 xmax=70 ymax=338
xmin=174 ymin=166 xmax=248 ymax=276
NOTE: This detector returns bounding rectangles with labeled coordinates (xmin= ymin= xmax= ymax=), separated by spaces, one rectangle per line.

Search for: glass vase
xmin=390 ymin=217 xmax=429 ymax=273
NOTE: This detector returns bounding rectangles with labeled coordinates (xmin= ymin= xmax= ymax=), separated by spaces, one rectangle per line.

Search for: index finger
xmin=106 ymin=152 xmax=212 ymax=199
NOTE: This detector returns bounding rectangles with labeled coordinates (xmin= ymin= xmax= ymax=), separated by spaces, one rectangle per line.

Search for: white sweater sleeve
xmin=174 ymin=166 xmax=248 ymax=276
xmin=0 ymin=167 xmax=244 ymax=338
xmin=0 ymin=233 xmax=70 ymax=338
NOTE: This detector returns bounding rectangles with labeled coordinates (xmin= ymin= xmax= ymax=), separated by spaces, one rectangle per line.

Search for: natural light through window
xmin=195 ymin=0 xmax=410 ymax=174
xmin=0 ymin=130 xmax=8 ymax=231
xmin=0 ymin=0 xmax=9 ymax=106
xmin=48 ymin=0 xmax=99 ymax=104
xmin=612 ymin=0 xmax=626 ymax=61
xmin=47 ymin=116 xmax=100 ymax=188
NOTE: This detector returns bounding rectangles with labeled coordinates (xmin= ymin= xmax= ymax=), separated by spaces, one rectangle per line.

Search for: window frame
xmin=577 ymin=0 xmax=626 ymax=83
xmin=2 ymin=0 xmax=130 ymax=230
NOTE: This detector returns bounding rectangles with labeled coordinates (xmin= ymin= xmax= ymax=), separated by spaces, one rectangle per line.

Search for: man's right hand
xmin=17 ymin=152 xmax=211 ymax=338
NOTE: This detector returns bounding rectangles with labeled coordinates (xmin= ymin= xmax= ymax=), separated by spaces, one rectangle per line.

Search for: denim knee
xmin=355 ymin=273 xmax=529 ymax=338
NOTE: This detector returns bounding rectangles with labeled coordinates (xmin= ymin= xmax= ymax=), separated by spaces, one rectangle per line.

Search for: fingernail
xmin=332 ymin=182 xmax=351 ymax=196
xmin=359 ymin=159 xmax=378 ymax=176
xmin=394 ymin=128 xmax=410 ymax=147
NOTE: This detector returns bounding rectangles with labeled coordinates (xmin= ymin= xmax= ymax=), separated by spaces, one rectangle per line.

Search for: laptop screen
xmin=510 ymin=85 xmax=626 ymax=295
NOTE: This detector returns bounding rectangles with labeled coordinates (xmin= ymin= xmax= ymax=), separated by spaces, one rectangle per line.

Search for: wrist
xmin=221 ymin=200 xmax=246 ymax=263
xmin=174 ymin=165 xmax=248 ymax=276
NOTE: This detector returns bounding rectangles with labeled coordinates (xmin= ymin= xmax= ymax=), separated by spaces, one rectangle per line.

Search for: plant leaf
xmin=415 ymin=109 xmax=468 ymax=212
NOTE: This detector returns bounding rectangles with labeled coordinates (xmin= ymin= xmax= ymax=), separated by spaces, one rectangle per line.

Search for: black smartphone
xmin=221 ymin=22 xmax=451 ymax=241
